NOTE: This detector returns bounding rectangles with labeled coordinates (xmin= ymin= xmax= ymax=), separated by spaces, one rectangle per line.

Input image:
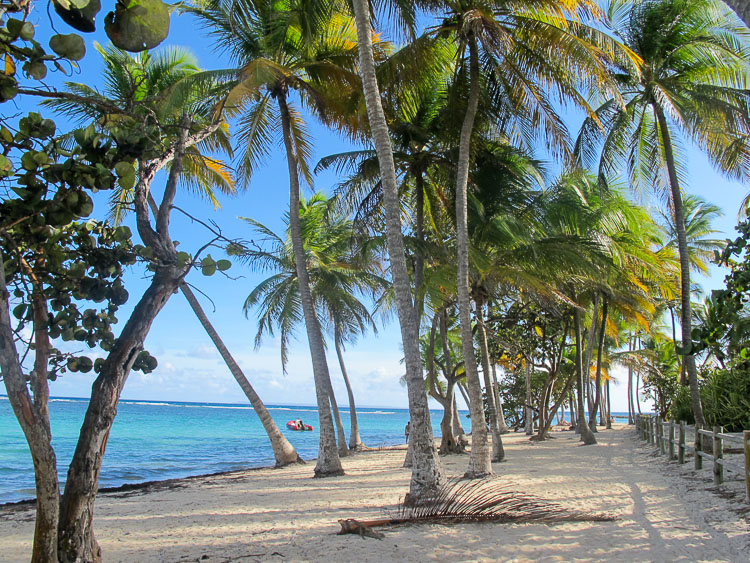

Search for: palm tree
xmin=242 ymin=193 xmax=389 ymax=453
xmin=349 ymin=0 xmax=446 ymax=499
xmin=45 ymin=45 xmax=304 ymax=468
xmin=190 ymin=0 xmax=378 ymax=476
xmin=658 ymin=194 xmax=724 ymax=384
xmin=424 ymin=0 xmax=635 ymax=474
xmin=576 ymin=0 xmax=750 ymax=427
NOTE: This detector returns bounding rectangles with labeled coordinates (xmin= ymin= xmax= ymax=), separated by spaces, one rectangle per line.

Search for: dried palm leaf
xmin=338 ymin=478 xmax=616 ymax=539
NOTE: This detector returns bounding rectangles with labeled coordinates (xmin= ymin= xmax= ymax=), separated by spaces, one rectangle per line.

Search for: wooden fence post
xmin=744 ymin=430 xmax=749 ymax=502
xmin=668 ymin=421 xmax=675 ymax=460
xmin=695 ymin=424 xmax=703 ymax=470
xmin=678 ymin=421 xmax=686 ymax=464
xmin=713 ymin=426 xmax=724 ymax=485
xmin=651 ymin=417 xmax=656 ymax=445
xmin=658 ymin=418 xmax=665 ymax=454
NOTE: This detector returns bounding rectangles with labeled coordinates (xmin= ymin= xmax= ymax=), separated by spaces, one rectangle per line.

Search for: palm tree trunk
xmin=452 ymin=395 xmax=467 ymax=443
xmin=0 ymin=266 xmax=60 ymax=562
xmin=589 ymin=293 xmax=608 ymax=431
xmin=414 ymin=171 xmax=426 ymax=324
xmin=722 ymin=0 xmax=750 ymax=31
xmin=654 ymin=103 xmax=706 ymax=427
xmin=326 ymin=375 xmax=350 ymax=457
xmin=144 ymin=186 xmax=303 ymax=468
xmin=574 ymin=306 xmax=597 ymax=445
xmin=475 ymin=294 xmax=504 ymax=461
xmin=491 ymin=363 xmax=509 ymax=432
xmin=525 ymin=359 xmax=533 ymax=435
xmin=670 ymin=305 xmax=686 ymax=385
xmin=277 ymin=91 xmax=342 ymax=477
xmin=584 ymin=294 xmax=599 ymax=417
xmin=605 ymin=376 xmax=612 ymax=429
xmin=334 ymin=334 xmax=364 ymax=450
xmin=180 ymin=283 xmax=302 ymax=466
xmin=350 ymin=0 xmax=443 ymax=500
xmin=455 ymin=37 xmax=492 ymax=478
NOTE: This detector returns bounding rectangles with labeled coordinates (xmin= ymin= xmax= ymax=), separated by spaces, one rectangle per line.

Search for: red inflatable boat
xmin=287 ymin=420 xmax=314 ymax=431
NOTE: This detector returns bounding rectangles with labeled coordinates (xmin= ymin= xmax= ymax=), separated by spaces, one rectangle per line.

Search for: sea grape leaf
xmin=52 ymin=0 xmax=100 ymax=33
xmin=49 ymin=34 xmax=86 ymax=61
xmin=104 ymin=0 xmax=170 ymax=52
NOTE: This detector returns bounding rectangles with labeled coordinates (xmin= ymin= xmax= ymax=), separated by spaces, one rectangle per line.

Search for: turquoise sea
xmin=0 ymin=395 xmax=631 ymax=505
xmin=0 ymin=395 xmax=460 ymax=504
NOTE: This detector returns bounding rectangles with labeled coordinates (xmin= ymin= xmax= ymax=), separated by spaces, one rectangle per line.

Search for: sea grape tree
xmin=0 ymin=8 xmax=228 ymax=560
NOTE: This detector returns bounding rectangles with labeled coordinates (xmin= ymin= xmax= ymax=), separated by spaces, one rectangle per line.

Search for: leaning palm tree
xmin=190 ymin=0 xmax=377 ymax=476
xmin=43 ymin=44 xmax=305 ymax=468
xmin=242 ymin=193 xmax=390 ymax=453
xmin=349 ymin=0 xmax=446 ymax=499
xmin=576 ymin=0 xmax=750 ymax=426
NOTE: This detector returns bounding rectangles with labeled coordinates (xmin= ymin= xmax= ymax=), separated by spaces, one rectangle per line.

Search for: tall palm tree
xmin=190 ymin=0 xmax=376 ymax=475
xmin=576 ymin=0 xmax=750 ymax=426
xmin=242 ymin=193 xmax=389 ymax=453
xmin=45 ymin=45 xmax=304 ymax=468
xmin=425 ymin=0 xmax=634 ymax=475
xmin=350 ymin=0 xmax=446 ymax=499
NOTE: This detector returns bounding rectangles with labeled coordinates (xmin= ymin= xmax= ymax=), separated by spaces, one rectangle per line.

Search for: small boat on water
xmin=287 ymin=419 xmax=313 ymax=431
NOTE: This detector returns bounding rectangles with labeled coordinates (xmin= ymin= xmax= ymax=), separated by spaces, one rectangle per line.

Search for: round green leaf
xmin=216 ymin=259 xmax=231 ymax=271
xmin=49 ymin=34 xmax=86 ymax=61
xmin=23 ymin=61 xmax=47 ymax=80
xmin=104 ymin=0 xmax=170 ymax=52
xmin=52 ymin=0 xmax=100 ymax=33
xmin=0 ymin=155 xmax=12 ymax=177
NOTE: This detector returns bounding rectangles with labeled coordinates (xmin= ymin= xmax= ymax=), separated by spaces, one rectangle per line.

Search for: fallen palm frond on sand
xmin=338 ymin=478 xmax=617 ymax=539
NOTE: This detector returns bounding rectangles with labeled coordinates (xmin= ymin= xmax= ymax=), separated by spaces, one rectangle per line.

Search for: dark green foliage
xmin=701 ymin=369 xmax=750 ymax=432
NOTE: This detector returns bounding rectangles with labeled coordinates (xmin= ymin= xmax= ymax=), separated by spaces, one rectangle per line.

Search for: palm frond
xmin=338 ymin=477 xmax=616 ymax=539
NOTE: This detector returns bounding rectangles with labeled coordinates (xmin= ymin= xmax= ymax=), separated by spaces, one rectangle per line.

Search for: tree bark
xmin=326 ymin=374 xmax=350 ymax=457
xmin=722 ymin=0 xmax=750 ymax=31
xmin=350 ymin=0 xmax=443 ymax=499
xmin=574 ymin=307 xmax=597 ymax=445
xmin=589 ymin=293 xmax=608 ymax=431
xmin=654 ymin=103 xmax=706 ymax=426
xmin=491 ymin=362 xmax=509 ymax=432
xmin=334 ymin=334 xmax=364 ymax=450
xmin=180 ymin=283 xmax=302 ymax=466
xmin=0 ymin=265 xmax=60 ymax=562
xmin=277 ymin=91 xmax=343 ymax=477
xmin=455 ymin=37 xmax=492 ymax=478
xmin=58 ymin=119 xmax=196 ymax=561
xmin=474 ymin=293 xmax=504 ymax=461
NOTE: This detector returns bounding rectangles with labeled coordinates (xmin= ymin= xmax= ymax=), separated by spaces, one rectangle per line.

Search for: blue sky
xmin=13 ymin=8 xmax=749 ymax=411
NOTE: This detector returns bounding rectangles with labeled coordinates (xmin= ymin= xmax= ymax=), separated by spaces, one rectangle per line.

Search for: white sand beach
xmin=1 ymin=426 xmax=748 ymax=562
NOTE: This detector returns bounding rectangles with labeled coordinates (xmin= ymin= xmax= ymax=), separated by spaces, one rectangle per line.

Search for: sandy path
xmin=1 ymin=426 xmax=748 ymax=562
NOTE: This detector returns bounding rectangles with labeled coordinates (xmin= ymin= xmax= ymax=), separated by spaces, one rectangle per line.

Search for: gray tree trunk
xmin=475 ymin=294 xmax=504 ymax=461
xmin=326 ymin=374 xmax=350 ymax=457
xmin=723 ymin=0 xmax=750 ymax=30
xmin=491 ymin=362 xmax=509 ymax=432
xmin=0 ymin=266 xmax=60 ymax=562
xmin=654 ymin=104 xmax=705 ymax=426
xmin=589 ymin=293 xmax=607 ymax=431
xmin=455 ymin=38 xmax=492 ymax=478
xmin=351 ymin=0 xmax=443 ymax=499
xmin=525 ymin=360 xmax=533 ymax=435
xmin=334 ymin=335 xmax=364 ymax=450
xmin=574 ymin=307 xmax=597 ymax=445
xmin=180 ymin=283 xmax=302 ymax=466
xmin=277 ymin=92 xmax=343 ymax=477
xmin=58 ymin=120 xmax=197 ymax=561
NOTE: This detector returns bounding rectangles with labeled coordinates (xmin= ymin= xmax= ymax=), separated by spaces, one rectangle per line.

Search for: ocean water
xmin=0 ymin=396 xmax=631 ymax=505
xmin=0 ymin=396 xmax=461 ymax=504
